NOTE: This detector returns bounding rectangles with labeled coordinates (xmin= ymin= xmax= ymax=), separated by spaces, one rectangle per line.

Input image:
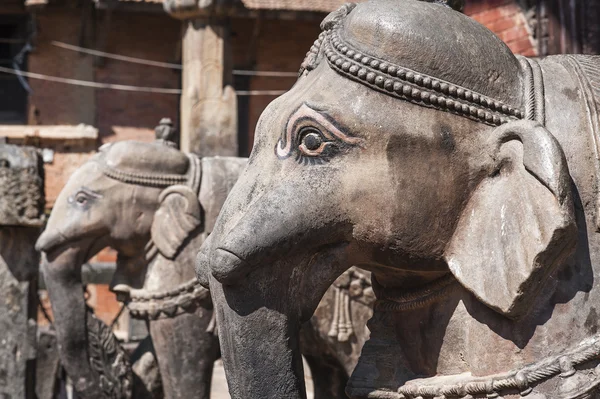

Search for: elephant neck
xmin=144 ymin=229 xmax=204 ymax=291
xmin=119 ymin=231 xmax=208 ymax=321
xmin=351 ymin=256 xmax=600 ymax=398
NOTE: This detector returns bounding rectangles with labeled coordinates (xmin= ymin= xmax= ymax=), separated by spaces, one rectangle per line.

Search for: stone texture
xmin=0 ymin=145 xmax=43 ymax=399
xmin=196 ymin=1 xmax=600 ymax=398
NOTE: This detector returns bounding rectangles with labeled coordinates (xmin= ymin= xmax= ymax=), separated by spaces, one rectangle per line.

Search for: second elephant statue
xmin=36 ymin=136 xmax=373 ymax=399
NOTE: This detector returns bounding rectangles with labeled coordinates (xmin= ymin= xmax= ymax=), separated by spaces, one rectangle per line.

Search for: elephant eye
xmin=75 ymin=193 xmax=88 ymax=205
xmin=69 ymin=188 xmax=101 ymax=206
xmin=276 ymin=103 xmax=366 ymax=163
xmin=298 ymin=128 xmax=332 ymax=157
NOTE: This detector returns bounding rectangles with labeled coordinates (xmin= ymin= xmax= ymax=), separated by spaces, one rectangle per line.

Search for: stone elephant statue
xmin=196 ymin=1 xmax=600 ymax=398
xmin=36 ymin=135 xmax=373 ymax=398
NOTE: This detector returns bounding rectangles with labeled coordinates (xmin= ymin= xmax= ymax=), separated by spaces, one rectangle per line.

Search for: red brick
xmin=470 ymin=3 xmax=520 ymax=25
xmin=499 ymin=25 xmax=529 ymax=43
xmin=37 ymin=290 xmax=53 ymax=327
xmin=29 ymin=9 xmax=96 ymax=126
xmin=487 ymin=15 xmax=521 ymax=35
xmin=95 ymin=12 xmax=181 ymax=143
xmin=508 ymin=37 xmax=536 ymax=55
xmin=91 ymin=284 xmax=122 ymax=326
xmin=93 ymin=247 xmax=118 ymax=263
xmin=239 ymin=17 xmax=321 ymax=154
xmin=520 ymin=47 xmax=538 ymax=57
xmin=464 ymin=0 xmax=511 ymax=16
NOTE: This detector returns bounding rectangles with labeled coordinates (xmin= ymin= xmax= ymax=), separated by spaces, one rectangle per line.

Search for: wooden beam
xmin=0 ymin=125 xmax=98 ymax=140
xmin=96 ymin=1 xmax=326 ymax=21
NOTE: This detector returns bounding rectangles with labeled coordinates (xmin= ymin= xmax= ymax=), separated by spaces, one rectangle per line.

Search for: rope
xmin=50 ymin=41 xmax=299 ymax=77
xmin=109 ymin=304 xmax=125 ymax=328
xmin=396 ymin=335 xmax=600 ymax=398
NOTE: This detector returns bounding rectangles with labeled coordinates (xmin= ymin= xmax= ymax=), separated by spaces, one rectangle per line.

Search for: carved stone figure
xmin=196 ymin=1 xmax=600 ymax=398
xmin=36 ymin=133 xmax=373 ymax=398
xmin=36 ymin=137 xmax=242 ymax=398
xmin=0 ymin=144 xmax=45 ymax=399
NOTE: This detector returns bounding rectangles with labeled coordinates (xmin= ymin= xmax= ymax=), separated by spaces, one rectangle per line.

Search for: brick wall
xmin=466 ymin=0 xmax=537 ymax=56
xmin=95 ymin=11 xmax=181 ymax=143
xmin=27 ymin=9 xmax=181 ymax=207
xmin=235 ymin=17 xmax=320 ymax=155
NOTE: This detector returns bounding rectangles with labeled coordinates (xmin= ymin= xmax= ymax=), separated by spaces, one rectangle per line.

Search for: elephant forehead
xmin=339 ymin=0 xmax=523 ymax=109
xmin=278 ymin=61 xmax=471 ymax=143
xmin=58 ymin=162 xmax=112 ymax=195
xmin=104 ymin=141 xmax=189 ymax=175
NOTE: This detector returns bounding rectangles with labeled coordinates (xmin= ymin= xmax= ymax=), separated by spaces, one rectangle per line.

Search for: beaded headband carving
xmin=300 ymin=3 xmax=544 ymax=127
xmin=102 ymin=165 xmax=188 ymax=187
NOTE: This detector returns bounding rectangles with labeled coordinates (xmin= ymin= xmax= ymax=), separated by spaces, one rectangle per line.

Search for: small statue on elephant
xmin=196 ymin=0 xmax=600 ymax=398
xmin=36 ymin=120 xmax=374 ymax=399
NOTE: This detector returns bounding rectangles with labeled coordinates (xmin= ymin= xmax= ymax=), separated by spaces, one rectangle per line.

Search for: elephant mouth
xmin=42 ymin=234 xmax=106 ymax=266
xmin=211 ymin=247 xmax=251 ymax=284
xmin=211 ymin=240 xmax=351 ymax=287
xmin=35 ymin=228 xmax=69 ymax=253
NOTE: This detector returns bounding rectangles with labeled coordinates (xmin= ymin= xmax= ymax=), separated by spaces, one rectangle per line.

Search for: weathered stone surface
xmin=196 ymin=1 xmax=600 ymax=398
xmin=0 ymin=234 xmax=36 ymax=399
xmin=0 ymin=144 xmax=45 ymax=228
xmin=0 ymin=145 xmax=42 ymax=399
xmin=35 ymin=328 xmax=60 ymax=399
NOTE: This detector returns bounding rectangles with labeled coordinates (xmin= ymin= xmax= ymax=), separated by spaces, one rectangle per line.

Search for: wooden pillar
xmin=180 ymin=19 xmax=237 ymax=157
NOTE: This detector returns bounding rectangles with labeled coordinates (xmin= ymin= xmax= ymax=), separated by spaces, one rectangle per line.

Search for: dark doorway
xmin=0 ymin=16 xmax=30 ymax=124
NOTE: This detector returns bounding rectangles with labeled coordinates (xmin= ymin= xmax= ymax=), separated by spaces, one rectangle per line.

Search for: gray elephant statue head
xmin=36 ymin=138 xmax=245 ymax=398
xmin=195 ymin=1 xmax=600 ymax=398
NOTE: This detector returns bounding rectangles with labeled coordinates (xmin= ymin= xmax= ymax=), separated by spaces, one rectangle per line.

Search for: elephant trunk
xmin=43 ymin=246 xmax=133 ymax=398
xmin=43 ymin=247 xmax=98 ymax=393
xmin=209 ymin=262 xmax=307 ymax=399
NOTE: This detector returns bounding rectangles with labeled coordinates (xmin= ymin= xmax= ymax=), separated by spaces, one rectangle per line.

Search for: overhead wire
xmin=50 ymin=41 xmax=300 ymax=77
xmin=1 ymin=37 xmax=294 ymax=95
xmin=0 ymin=66 xmax=287 ymax=96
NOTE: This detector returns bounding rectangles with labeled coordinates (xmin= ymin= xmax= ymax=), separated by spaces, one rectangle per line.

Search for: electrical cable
xmin=50 ymin=41 xmax=299 ymax=77
xmin=0 ymin=65 xmax=286 ymax=95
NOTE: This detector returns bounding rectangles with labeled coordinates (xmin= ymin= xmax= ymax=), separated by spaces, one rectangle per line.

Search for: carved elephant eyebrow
xmin=276 ymin=103 xmax=365 ymax=164
xmin=67 ymin=187 xmax=103 ymax=207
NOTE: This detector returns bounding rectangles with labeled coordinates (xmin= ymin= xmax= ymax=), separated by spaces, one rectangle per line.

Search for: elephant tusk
xmin=328 ymin=286 xmax=341 ymax=339
xmin=111 ymin=284 xmax=132 ymax=303
xmin=206 ymin=311 xmax=218 ymax=335
xmin=338 ymin=289 xmax=353 ymax=342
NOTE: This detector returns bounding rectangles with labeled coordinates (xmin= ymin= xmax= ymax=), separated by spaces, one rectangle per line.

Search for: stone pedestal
xmin=0 ymin=144 xmax=45 ymax=399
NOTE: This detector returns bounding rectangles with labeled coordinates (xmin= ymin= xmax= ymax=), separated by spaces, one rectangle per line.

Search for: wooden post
xmin=180 ymin=19 xmax=238 ymax=157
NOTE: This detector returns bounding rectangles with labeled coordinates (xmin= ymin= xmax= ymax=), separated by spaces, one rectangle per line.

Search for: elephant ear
xmin=444 ymin=120 xmax=577 ymax=318
xmin=151 ymin=185 xmax=202 ymax=259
